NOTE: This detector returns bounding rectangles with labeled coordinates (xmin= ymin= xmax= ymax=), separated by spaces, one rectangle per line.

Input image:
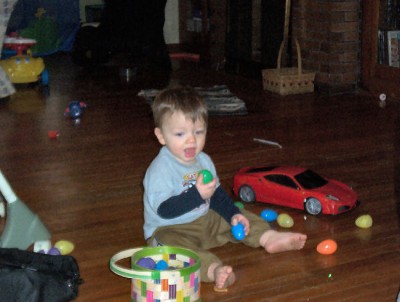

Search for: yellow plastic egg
xmin=355 ymin=214 xmax=373 ymax=229
xmin=317 ymin=239 xmax=337 ymax=255
xmin=54 ymin=240 xmax=75 ymax=255
xmin=277 ymin=213 xmax=294 ymax=228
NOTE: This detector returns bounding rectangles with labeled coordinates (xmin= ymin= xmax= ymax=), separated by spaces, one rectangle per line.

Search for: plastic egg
xmin=317 ymin=239 xmax=338 ymax=255
xmin=231 ymin=223 xmax=245 ymax=240
xmin=155 ymin=260 xmax=168 ymax=270
xmin=277 ymin=213 xmax=294 ymax=228
xmin=48 ymin=247 xmax=61 ymax=255
xmin=260 ymin=209 xmax=278 ymax=222
xmin=355 ymin=214 xmax=373 ymax=229
xmin=54 ymin=240 xmax=75 ymax=255
xmin=199 ymin=169 xmax=213 ymax=184
xmin=234 ymin=201 xmax=244 ymax=209
xmin=137 ymin=257 xmax=156 ymax=270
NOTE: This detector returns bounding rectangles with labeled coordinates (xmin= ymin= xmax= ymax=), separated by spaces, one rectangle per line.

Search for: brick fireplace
xmin=202 ymin=0 xmax=361 ymax=95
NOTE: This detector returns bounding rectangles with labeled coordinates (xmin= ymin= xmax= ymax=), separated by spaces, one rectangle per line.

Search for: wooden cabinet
xmin=361 ymin=1 xmax=400 ymax=99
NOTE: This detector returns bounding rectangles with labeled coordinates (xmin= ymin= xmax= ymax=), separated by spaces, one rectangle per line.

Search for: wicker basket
xmin=262 ymin=39 xmax=315 ymax=95
xmin=110 ymin=246 xmax=201 ymax=302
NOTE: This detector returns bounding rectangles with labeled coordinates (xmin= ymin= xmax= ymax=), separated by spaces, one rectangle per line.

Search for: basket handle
xmin=277 ymin=38 xmax=302 ymax=76
xmin=109 ymin=247 xmax=157 ymax=280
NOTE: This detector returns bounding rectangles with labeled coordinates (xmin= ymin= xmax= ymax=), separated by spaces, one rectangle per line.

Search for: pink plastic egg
xmin=317 ymin=239 xmax=337 ymax=255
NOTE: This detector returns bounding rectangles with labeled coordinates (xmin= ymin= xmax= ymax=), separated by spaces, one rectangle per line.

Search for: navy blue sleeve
xmin=209 ymin=186 xmax=241 ymax=223
xmin=157 ymin=186 xmax=205 ymax=219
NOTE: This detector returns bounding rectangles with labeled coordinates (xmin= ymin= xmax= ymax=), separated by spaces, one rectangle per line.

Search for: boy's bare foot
xmin=260 ymin=230 xmax=307 ymax=253
xmin=208 ymin=263 xmax=236 ymax=292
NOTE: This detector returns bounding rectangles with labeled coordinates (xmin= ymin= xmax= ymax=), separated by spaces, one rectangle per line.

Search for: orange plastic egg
xmin=316 ymin=239 xmax=337 ymax=255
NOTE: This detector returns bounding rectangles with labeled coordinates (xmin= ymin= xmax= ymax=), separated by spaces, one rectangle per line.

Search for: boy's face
xmin=154 ymin=110 xmax=207 ymax=165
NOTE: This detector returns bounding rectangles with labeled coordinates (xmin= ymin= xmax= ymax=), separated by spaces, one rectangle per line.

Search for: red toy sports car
xmin=233 ymin=166 xmax=359 ymax=215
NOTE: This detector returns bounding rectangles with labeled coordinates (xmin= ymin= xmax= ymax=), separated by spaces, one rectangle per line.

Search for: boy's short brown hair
xmin=152 ymin=86 xmax=208 ymax=128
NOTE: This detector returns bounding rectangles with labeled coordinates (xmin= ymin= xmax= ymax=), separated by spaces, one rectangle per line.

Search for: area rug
xmin=138 ymin=85 xmax=248 ymax=115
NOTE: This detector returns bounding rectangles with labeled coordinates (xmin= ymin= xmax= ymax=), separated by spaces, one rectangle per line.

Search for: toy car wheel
xmin=239 ymin=185 xmax=256 ymax=203
xmin=304 ymin=197 xmax=322 ymax=215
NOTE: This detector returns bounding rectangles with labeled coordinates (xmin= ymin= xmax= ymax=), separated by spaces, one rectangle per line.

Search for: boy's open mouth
xmin=184 ymin=147 xmax=196 ymax=158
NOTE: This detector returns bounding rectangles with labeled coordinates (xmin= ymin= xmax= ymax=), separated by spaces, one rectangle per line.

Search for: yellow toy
xmin=0 ymin=36 xmax=48 ymax=85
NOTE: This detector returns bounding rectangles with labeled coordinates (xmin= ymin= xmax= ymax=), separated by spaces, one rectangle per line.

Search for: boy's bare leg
xmin=208 ymin=262 xmax=236 ymax=292
xmin=259 ymin=230 xmax=307 ymax=253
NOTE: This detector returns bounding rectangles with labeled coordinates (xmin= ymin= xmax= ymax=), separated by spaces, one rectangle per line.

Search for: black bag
xmin=0 ymin=248 xmax=82 ymax=302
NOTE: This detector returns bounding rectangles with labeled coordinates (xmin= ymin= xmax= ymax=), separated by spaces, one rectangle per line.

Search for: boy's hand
xmin=231 ymin=214 xmax=250 ymax=235
xmin=196 ymin=173 xmax=217 ymax=200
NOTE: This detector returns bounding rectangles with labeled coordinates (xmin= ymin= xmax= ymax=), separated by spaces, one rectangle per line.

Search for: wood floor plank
xmin=0 ymin=53 xmax=399 ymax=301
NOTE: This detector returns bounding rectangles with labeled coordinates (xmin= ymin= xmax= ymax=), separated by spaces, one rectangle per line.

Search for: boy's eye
xmin=195 ymin=130 xmax=205 ymax=135
xmin=175 ymin=132 xmax=184 ymax=137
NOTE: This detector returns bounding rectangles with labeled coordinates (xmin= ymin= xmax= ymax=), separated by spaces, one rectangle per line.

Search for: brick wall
xmin=291 ymin=0 xmax=361 ymax=94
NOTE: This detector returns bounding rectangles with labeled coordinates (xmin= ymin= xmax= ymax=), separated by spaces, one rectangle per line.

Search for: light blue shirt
xmin=143 ymin=146 xmax=219 ymax=239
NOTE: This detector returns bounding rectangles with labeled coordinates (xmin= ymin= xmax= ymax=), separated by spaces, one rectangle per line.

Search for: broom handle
xmin=279 ymin=0 xmax=294 ymax=69
xmin=0 ymin=170 xmax=17 ymax=204
xmin=283 ymin=0 xmax=291 ymax=42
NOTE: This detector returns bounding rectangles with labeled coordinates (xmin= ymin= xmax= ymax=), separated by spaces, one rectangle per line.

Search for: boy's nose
xmin=187 ymin=133 xmax=196 ymax=143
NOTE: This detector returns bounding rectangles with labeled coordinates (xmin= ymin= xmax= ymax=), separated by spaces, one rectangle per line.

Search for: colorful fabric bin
xmin=110 ymin=246 xmax=201 ymax=302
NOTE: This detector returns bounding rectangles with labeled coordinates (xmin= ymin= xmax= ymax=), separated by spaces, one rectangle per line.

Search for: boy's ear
xmin=154 ymin=127 xmax=166 ymax=145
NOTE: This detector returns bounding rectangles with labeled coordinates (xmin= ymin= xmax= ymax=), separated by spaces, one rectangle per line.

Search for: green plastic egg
xmin=277 ymin=213 xmax=294 ymax=228
xmin=355 ymin=214 xmax=373 ymax=229
xmin=234 ymin=201 xmax=244 ymax=209
xmin=199 ymin=169 xmax=213 ymax=184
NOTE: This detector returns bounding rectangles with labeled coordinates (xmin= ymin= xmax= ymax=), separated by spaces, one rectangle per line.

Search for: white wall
xmin=79 ymin=0 xmax=180 ymax=44
xmin=164 ymin=0 xmax=179 ymax=44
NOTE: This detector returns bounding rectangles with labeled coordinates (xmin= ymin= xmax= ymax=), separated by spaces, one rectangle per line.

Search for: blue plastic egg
xmin=137 ymin=257 xmax=156 ymax=270
xmin=231 ymin=223 xmax=245 ymax=240
xmin=260 ymin=209 xmax=278 ymax=222
xmin=155 ymin=260 xmax=169 ymax=270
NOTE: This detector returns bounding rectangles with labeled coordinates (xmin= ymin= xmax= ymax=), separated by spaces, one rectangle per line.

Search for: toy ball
xmin=199 ymin=169 xmax=213 ymax=184
xmin=137 ymin=257 xmax=156 ymax=270
xmin=260 ymin=209 xmax=278 ymax=222
xmin=48 ymin=247 xmax=62 ymax=256
xmin=234 ymin=201 xmax=244 ymax=209
xmin=277 ymin=213 xmax=294 ymax=228
xmin=155 ymin=260 xmax=169 ymax=270
xmin=65 ymin=101 xmax=87 ymax=119
xmin=355 ymin=214 xmax=373 ymax=229
xmin=317 ymin=239 xmax=338 ymax=255
xmin=54 ymin=240 xmax=75 ymax=255
xmin=231 ymin=222 xmax=245 ymax=240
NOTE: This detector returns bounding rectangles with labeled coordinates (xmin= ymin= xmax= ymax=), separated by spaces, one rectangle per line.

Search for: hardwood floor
xmin=0 ymin=53 xmax=399 ymax=301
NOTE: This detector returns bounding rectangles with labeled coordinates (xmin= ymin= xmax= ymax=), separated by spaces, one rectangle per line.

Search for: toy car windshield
xmin=294 ymin=170 xmax=328 ymax=189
